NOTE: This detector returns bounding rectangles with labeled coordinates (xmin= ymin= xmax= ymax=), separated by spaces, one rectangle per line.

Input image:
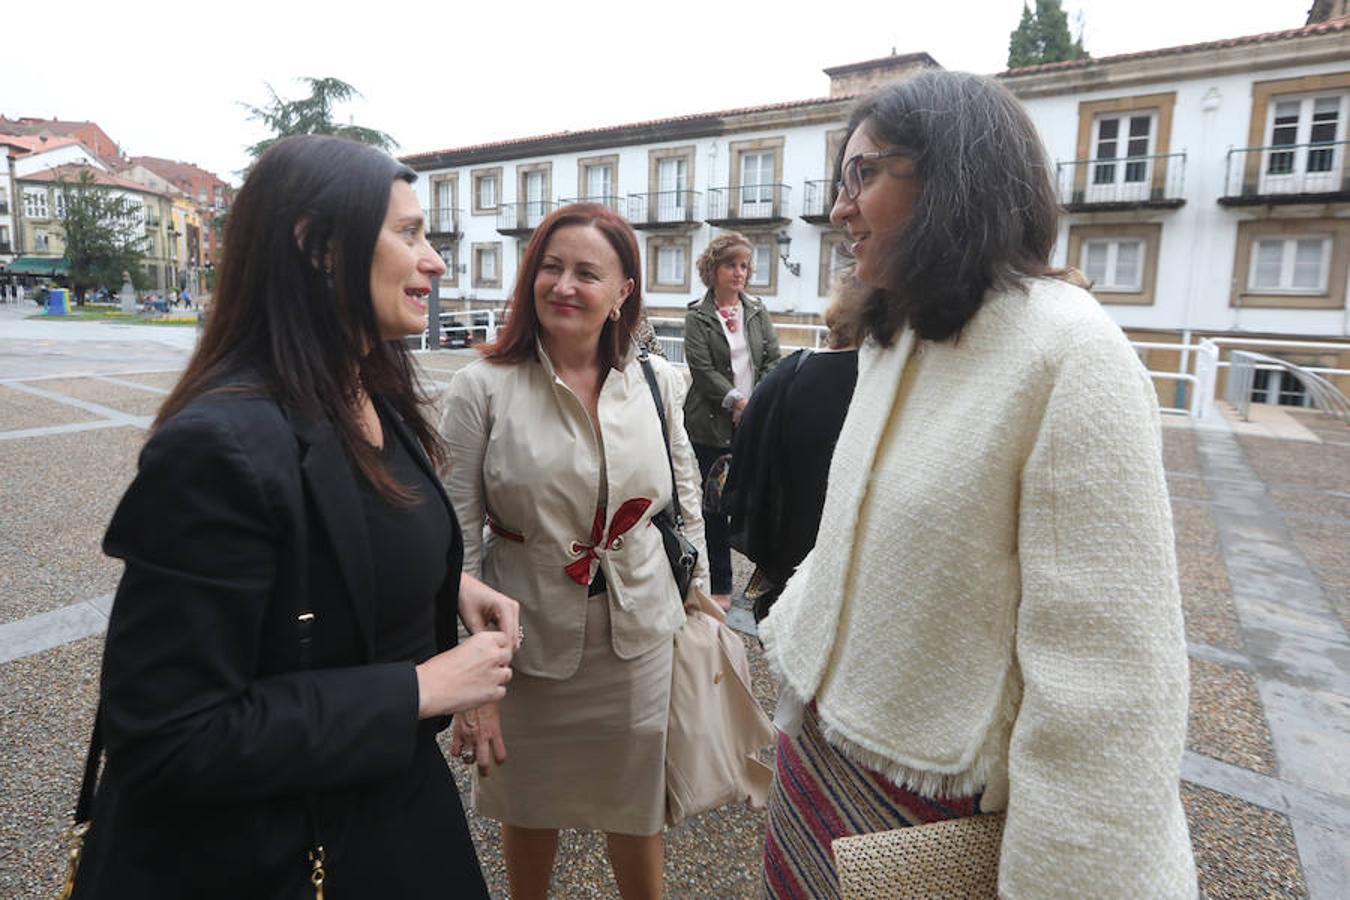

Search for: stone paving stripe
xmin=1182 ymin=752 xmax=1350 ymax=834
xmin=0 ymin=367 xmax=181 ymax=384
xmin=1187 ymin=640 xmax=1254 ymax=670
xmin=2 ymin=381 xmax=145 ymax=424
xmin=0 ymin=419 xmax=146 ymax=441
xmin=1291 ymin=818 xmax=1350 ymax=900
xmin=93 ymin=375 xmax=170 ymax=395
xmin=0 ymin=595 xmax=111 ymax=664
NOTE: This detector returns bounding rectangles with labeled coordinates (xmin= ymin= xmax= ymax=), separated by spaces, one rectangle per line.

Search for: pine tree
xmin=242 ymin=77 xmax=396 ymax=166
xmin=1006 ymin=0 xmax=1090 ymax=68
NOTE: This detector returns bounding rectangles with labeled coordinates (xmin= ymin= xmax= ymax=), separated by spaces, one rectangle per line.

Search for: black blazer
xmin=72 ymin=381 xmax=487 ymax=899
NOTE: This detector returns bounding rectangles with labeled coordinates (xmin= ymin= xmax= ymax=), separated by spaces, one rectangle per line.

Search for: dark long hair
xmin=837 ymin=71 xmax=1062 ymax=345
xmin=156 ymin=134 xmax=443 ymax=503
xmin=483 ymin=203 xmax=643 ymax=370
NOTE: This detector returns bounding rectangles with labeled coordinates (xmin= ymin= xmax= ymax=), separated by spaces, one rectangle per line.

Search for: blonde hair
xmin=696 ymin=232 xmax=753 ymax=289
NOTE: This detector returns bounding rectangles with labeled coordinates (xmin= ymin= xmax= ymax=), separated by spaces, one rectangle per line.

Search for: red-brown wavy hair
xmin=482 ymin=202 xmax=643 ymax=370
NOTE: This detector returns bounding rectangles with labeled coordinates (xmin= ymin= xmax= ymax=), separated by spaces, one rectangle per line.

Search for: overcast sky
xmin=4 ymin=0 xmax=1314 ymax=184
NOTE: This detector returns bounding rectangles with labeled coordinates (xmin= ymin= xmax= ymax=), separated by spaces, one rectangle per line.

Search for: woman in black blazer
xmin=70 ymin=136 xmax=518 ymax=899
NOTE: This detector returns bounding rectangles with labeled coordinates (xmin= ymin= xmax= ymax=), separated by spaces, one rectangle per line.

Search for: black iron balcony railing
xmin=426 ymin=207 xmax=461 ymax=235
xmin=1220 ymin=140 xmax=1350 ymax=204
xmin=1055 ymin=153 xmax=1187 ymax=209
xmin=144 ymin=214 xmax=161 ymax=230
xmin=496 ymin=200 xmax=556 ymax=235
xmin=627 ymin=191 xmax=701 ymax=228
xmin=0 ymin=201 xmax=8 ymax=215
xmin=801 ymin=180 xmax=834 ymax=222
xmin=706 ymin=184 xmax=791 ymax=225
xmin=558 ymin=196 xmax=626 ymax=215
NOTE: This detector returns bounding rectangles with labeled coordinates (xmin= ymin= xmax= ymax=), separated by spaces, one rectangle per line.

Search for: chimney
xmin=823 ymin=52 xmax=942 ymax=97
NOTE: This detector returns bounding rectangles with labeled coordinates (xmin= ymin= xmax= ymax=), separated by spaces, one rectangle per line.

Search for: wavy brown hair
xmin=836 ymin=71 xmax=1064 ymax=345
xmin=155 ymin=135 xmax=443 ymax=503
xmin=482 ymin=202 xmax=643 ymax=370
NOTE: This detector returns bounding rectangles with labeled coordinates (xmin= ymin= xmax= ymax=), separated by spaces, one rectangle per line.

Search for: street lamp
xmin=776 ymin=230 xmax=801 ymax=277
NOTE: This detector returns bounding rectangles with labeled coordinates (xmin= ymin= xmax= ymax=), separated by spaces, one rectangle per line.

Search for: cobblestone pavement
xmin=1 ymin=308 xmax=1346 ymax=898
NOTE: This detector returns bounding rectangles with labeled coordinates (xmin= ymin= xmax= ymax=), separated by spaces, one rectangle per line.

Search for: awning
xmin=8 ymin=256 xmax=69 ymax=276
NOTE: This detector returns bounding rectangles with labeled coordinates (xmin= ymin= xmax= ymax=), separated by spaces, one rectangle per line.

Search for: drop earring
xmin=609 ymin=307 xmax=621 ymax=321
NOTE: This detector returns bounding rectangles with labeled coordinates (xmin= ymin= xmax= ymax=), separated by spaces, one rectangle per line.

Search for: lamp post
xmin=776 ymin=230 xmax=801 ymax=277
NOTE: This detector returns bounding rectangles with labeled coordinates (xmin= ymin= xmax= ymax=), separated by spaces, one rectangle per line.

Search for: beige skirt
xmin=473 ymin=592 xmax=673 ymax=835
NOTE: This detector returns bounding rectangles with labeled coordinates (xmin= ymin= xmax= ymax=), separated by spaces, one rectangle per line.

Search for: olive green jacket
xmin=682 ymin=291 xmax=781 ymax=448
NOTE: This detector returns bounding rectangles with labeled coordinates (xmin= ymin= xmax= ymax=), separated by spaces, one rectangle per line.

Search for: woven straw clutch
xmin=832 ymin=812 xmax=1006 ymax=899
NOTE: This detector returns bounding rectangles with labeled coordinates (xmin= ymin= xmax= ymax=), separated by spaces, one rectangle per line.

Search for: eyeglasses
xmin=835 ymin=149 xmax=914 ymax=200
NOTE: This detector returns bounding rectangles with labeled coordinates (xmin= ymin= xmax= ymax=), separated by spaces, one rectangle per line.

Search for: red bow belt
xmin=487 ymin=497 xmax=654 ymax=587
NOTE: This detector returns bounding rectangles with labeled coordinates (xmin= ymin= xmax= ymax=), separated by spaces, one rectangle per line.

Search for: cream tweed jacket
xmin=759 ymin=278 xmax=1196 ymax=898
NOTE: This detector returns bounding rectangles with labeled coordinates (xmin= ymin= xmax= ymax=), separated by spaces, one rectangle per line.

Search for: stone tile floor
xmin=0 ymin=334 xmax=1346 ymax=898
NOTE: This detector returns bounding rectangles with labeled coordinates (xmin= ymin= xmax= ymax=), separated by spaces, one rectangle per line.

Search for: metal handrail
xmin=1226 ymin=350 xmax=1350 ymax=423
xmin=558 ymin=195 xmax=626 ymax=215
xmin=495 ymin=200 xmax=556 ymax=232
xmin=802 ymin=180 xmax=834 ymax=218
xmin=426 ymin=207 xmax=460 ymax=233
xmin=1055 ymin=152 xmax=1187 ymax=206
xmin=1223 ymin=138 xmax=1349 ymax=198
xmin=627 ymin=191 xmax=701 ymax=226
xmin=706 ymin=184 xmax=792 ymax=221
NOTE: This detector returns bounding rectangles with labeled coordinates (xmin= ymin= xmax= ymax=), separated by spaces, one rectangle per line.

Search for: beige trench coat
xmin=441 ymin=347 xmax=710 ymax=679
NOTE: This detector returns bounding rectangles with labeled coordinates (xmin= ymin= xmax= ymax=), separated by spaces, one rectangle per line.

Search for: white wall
xmin=14 ymin=144 xmax=106 ymax=177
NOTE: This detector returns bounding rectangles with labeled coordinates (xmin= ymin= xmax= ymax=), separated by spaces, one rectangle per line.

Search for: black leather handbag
xmin=639 ymin=353 xmax=699 ymax=600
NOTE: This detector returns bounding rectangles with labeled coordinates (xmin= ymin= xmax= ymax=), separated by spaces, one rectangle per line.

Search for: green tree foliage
xmin=242 ymin=77 xmax=397 ymax=165
xmin=56 ymin=171 xmax=149 ymax=303
xmin=1007 ymin=0 xmax=1089 ymax=68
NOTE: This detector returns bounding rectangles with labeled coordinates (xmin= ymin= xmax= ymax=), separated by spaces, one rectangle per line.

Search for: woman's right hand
xmin=415 ymin=631 xmax=513 ymax=719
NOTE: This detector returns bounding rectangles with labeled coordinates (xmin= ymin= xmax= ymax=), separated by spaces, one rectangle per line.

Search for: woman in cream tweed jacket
xmin=758 ymin=72 xmax=1196 ymax=898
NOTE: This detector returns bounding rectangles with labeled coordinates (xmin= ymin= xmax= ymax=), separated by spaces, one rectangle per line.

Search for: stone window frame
xmin=1066 ymin=222 xmax=1162 ymax=306
xmin=577 ymin=154 xmax=619 ymax=201
xmin=646 ymin=145 xmax=697 ymax=200
xmin=1241 ymin=73 xmax=1350 ymax=192
xmin=646 ymin=234 xmax=692 ymax=294
xmin=470 ymin=167 xmax=502 ymax=215
xmin=728 ymin=137 xmax=787 ymax=217
xmin=1231 ymin=218 xmax=1350 ymax=310
xmin=1071 ymin=93 xmax=1177 ymax=201
xmin=472 ymin=241 xmax=502 ymax=289
xmin=434 ymin=239 xmax=459 ymax=288
xmin=741 ymin=230 xmax=779 ymax=297
xmin=825 ymin=128 xmax=848 ymax=180
xmin=818 ymin=230 xmax=850 ymax=297
xmin=517 ymin=162 xmax=553 ymax=214
xmin=429 ymin=172 xmax=459 ymax=225
xmin=23 ymin=186 xmax=49 ymax=220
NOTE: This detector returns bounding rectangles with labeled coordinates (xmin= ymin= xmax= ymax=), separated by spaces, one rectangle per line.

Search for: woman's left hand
xmin=449 ymin=703 xmax=507 ymax=778
xmin=459 ymin=573 xmax=522 ymax=652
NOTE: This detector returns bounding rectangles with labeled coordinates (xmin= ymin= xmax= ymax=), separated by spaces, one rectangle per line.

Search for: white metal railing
xmin=1225 ymin=350 xmax=1350 ymax=423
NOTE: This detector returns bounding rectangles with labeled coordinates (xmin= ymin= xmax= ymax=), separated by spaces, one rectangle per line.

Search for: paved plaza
xmin=0 ymin=301 xmax=1346 ymax=898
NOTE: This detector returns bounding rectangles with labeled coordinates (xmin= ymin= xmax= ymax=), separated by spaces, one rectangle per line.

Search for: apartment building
xmin=402 ymin=13 xmax=1350 ymax=402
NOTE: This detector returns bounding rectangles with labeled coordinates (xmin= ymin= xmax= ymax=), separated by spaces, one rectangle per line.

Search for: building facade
xmin=401 ymin=14 xmax=1350 ymax=403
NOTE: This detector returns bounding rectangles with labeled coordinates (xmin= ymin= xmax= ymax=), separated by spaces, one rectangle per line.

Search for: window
xmin=435 ymin=180 xmax=453 ymax=210
xmin=647 ymin=235 xmax=692 ymax=293
xmin=35 ymin=229 xmax=50 ymax=250
xmin=1262 ymin=94 xmax=1346 ymax=193
xmin=24 ymin=188 xmax=49 ymax=219
xmin=472 ymin=242 xmax=501 ymax=288
xmin=1081 ymin=239 xmax=1145 ymax=292
xmin=745 ymin=237 xmax=777 ymax=294
xmin=1089 ymin=112 xmax=1156 ymax=202
xmin=646 ymin=146 xmax=696 ymax=224
xmin=430 ymin=176 xmax=457 ymax=233
xmin=578 ymin=155 xmax=617 ymax=201
xmin=1248 ymin=237 xmax=1331 ymax=293
xmin=819 ymin=233 xmax=851 ymax=296
xmin=0 ymin=225 xmax=10 ymax=248
xmin=1066 ymin=223 xmax=1161 ymax=306
xmin=54 ymin=191 xmax=67 ymax=220
xmin=741 ymin=152 xmax=774 ymax=204
xmin=471 ymin=168 xmax=502 ymax=215
xmin=729 ymin=137 xmax=784 ymax=219
xmin=517 ymin=163 xmax=552 ymax=227
xmin=437 ymin=241 xmax=458 ymax=287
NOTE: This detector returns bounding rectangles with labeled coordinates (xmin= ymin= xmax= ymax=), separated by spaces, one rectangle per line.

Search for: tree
xmin=242 ymin=77 xmax=396 ymax=165
xmin=56 ymin=171 xmax=149 ymax=304
xmin=1007 ymin=0 xmax=1089 ymax=68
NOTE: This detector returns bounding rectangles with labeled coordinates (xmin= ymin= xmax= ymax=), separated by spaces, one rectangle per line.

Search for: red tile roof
xmin=400 ymin=94 xmax=851 ymax=164
xmin=0 ymin=133 xmax=83 ymax=154
xmin=129 ymin=156 xmax=228 ymax=187
xmin=1001 ymin=15 xmax=1350 ymax=76
xmin=21 ymin=163 xmax=165 ymax=196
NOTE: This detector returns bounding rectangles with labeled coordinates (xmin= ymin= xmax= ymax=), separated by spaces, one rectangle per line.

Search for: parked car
xmin=440 ymin=312 xmax=492 ymax=348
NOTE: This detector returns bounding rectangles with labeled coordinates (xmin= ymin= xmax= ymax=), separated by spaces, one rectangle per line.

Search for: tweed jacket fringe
xmin=759 ymin=278 xmax=1197 ymax=898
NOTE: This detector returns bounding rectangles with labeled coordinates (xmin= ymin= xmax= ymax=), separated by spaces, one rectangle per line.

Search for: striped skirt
xmin=762 ymin=703 xmax=980 ymax=899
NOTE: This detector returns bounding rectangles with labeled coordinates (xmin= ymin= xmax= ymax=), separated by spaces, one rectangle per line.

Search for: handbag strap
xmin=72 ymin=710 xmax=102 ymax=825
xmin=638 ymin=351 xmax=685 ymax=528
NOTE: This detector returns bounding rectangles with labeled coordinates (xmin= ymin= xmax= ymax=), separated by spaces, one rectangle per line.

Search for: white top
xmin=716 ymin=300 xmax=754 ymax=406
xmin=760 ymin=277 xmax=1196 ymax=898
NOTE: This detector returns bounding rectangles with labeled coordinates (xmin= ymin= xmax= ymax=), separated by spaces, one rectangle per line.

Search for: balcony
xmin=496 ymin=200 xmax=556 ymax=236
xmin=705 ymin=184 xmax=792 ymax=227
xmin=1219 ymin=140 xmax=1350 ymax=206
xmin=144 ymin=215 xmax=161 ymax=230
xmin=800 ymin=181 xmax=834 ymax=223
xmin=627 ymin=191 xmax=701 ymax=230
xmin=557 ymin=195 xmax=626 ymax=216
xmin=426 ymin=207 xmax=461 ymax=237
xmin=1055 ymin=153 xmax=1187 ymax=211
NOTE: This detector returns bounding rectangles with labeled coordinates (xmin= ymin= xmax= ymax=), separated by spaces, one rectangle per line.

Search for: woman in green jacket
xmin=682 ymin=232 xmax=781 ymax=608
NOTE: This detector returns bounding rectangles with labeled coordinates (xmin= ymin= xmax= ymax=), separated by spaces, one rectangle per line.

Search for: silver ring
xmin=460 ymin=750 xmax=475 ymax=764
xmin=516 ymin=626 xmax=525 ymax=647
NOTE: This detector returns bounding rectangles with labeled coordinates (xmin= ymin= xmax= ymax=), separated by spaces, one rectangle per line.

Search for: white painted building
xmin=402 ymin=15 xmax=1350 ymax=398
